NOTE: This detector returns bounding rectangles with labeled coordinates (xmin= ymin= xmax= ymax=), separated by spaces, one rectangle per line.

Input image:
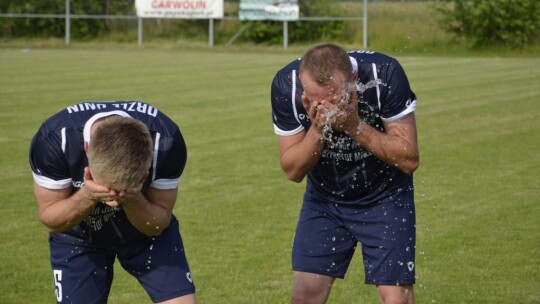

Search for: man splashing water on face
xmin=30 ymin=101 xmax=197 ymax=304
xmin=270 ymin=44 xmax=420 ymax=303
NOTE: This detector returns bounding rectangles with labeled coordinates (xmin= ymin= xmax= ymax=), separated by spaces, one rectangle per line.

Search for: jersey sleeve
xmin=29 ymin=126 xmax=72 ymax=189
xmin=271 ymin=69 xmax=305 ymax=136
xmin=380 ymin=59 xmax=417 ymax=122
xmin=149 ymin=128 xmax=187 ymax=190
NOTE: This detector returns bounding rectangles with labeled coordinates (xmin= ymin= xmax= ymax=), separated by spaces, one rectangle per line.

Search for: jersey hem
xmin=365 ymin=279 xmax=416 ymax=286
xmin=150 ymin=288 xmax=196 ymax=303
xmin=292 ymin=266 xmax=346 ymax=280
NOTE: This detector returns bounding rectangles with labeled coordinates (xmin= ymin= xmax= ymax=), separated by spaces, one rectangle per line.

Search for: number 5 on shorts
xmin=53 ymin=269 xmax=62 ymax=302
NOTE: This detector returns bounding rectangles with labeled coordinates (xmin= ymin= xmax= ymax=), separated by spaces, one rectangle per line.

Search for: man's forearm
xmin=37 ymin=186 xmax=97 ymax=232
xmin=348 ymin=120 xmax=419 ymax=175
xmin=121 ymin=194 xmax=172 ymax=237
xmin=280 ymin=128 xmax=325 ymax=183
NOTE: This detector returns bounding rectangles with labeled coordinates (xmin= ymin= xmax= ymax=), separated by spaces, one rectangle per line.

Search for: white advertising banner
xmin=135 ymin=0 xmax=224 ymax=19
xmin=239 ymin=0 xmax=299 ymax=21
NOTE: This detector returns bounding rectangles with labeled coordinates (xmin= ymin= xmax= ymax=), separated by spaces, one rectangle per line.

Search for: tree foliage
xmin=436 ymin=0 xmax=540 ymax=48
xmin=0 ymin=0 xmax=134 ymax=38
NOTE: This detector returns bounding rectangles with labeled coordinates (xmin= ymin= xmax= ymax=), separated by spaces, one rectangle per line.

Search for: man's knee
xmin=291 ymin=272 xmax=334 ymax=304
xmin=377 ymin=285 xmax=414 ymax=304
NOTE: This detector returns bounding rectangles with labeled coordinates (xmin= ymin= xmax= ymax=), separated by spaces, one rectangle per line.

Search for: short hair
xmin=86 ymin=116 xmax=153 ymax=190
xmin=299 ymin=43 xmax=353 ymax=86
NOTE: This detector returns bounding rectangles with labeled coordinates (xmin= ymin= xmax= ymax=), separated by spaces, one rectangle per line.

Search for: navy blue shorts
xmin=292 ymin=191 xmax=416 ymax=285
xmin=48 ymin=217 xmax=195 ymax=303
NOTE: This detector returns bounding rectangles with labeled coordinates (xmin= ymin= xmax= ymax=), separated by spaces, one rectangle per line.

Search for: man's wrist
xmin=307 ymin=125 xmax=325 ymax=142
xmin=78 ymin=185 xmax=99 ymax=205
xmin=356 ymin=120 xmax=364 ymax=136
xmin=344 ymin=118 xmax=363 ymax=136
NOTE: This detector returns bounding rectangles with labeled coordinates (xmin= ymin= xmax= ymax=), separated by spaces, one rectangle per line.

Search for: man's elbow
xmin=38 ymin=210 xmax=79 ymax=233
xmin=282 ymin=169 xmax=305 ymax=183
xmin=280 ymin=162 xmax=307 ymax=183
xmin=286 ymin=173 xmax=305 ymax=183
xmin=144 ymin=230 xmax=165 ymax=237
xmin=400 ymin=156 xmax=420 ymax=175
xmin=140 ymin=219 xmax=171 ymax=237
xmin=40 ymin=219 xmax=68 ymax=233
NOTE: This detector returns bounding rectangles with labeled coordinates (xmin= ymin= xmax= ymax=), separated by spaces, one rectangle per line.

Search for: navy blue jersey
xmin=271 ymin=51 xmax=416 ymax=206
xmin=29 ymin=101 xmax=187 ymax=245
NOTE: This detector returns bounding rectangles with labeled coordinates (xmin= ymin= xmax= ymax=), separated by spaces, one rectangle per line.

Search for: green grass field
xmin=0 ymin=46 xmax=539 ymax=303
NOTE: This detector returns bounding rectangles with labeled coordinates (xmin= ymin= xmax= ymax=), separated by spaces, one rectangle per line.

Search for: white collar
xmin=83 ymin=110 xmax=132 ymax=144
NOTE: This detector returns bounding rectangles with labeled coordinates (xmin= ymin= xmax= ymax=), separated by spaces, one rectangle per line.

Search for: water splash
xmin=320 ymin=79 xmax=386 ymax=143
xmin=321 ymin=82 xmax=357 ymax=143
xmin=356 ymin=79 xmax=386 ymax=93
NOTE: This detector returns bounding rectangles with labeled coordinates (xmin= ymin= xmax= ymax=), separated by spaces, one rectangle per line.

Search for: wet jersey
xmin=271 ymin=51 xmax=417 ymax=206
xmin=29 ymin=101 xmax=187 ymax=245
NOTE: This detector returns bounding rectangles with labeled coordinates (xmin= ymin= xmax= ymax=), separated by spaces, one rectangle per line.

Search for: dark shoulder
xmin=274 ymin=57 xmax=301 ymax=78
xmin=347 ymin=50 xmax=399 ymax=66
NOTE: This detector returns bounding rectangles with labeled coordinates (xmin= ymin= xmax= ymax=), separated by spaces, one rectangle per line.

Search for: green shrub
xmin=436 ymin=0 xmax=540 ymax=48
xmin=242 ymin=21 xmax=283 ymax=44
xmin=0 ymin=0 xmax=133 ymax=38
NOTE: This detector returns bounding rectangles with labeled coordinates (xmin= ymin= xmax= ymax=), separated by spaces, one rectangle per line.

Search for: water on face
xmin=321 ymin=79 xmax=388 ymax=144
xmin=321 ymin=82 xmax=357 ymax=144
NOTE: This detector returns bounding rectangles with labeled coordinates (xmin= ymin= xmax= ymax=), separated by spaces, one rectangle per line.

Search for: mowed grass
xmin=0 ymin=46 xmax=538 ymax=304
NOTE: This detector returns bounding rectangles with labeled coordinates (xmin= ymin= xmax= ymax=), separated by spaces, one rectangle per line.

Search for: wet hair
xmin=299 ymin=43 xmax=353 ymax=86
xmin=86 ymin=116 xmax=153 ymax=190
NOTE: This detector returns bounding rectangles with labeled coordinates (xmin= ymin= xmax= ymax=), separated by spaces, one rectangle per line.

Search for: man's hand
xmin=115 ymin=183 xmax=145 ymax=206
xmin=302 ymin=93 xmax=335 ymax=136
xmin=82 ymin=167 xmax=120 ymax=207
xmin=303 ymin=89 xmax=361 ymax=137
xmin=329 ymin=89 xmax=361 ymax=135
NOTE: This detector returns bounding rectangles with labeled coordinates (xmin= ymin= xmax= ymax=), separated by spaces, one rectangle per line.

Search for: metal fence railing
xmin=0 ymin=0 xmax=370 ymax=49
xmin=0 ymin=13 xmax=367 ymax=49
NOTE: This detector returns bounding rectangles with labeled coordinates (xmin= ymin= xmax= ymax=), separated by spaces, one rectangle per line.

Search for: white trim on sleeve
xmin=382 ymin=99 xmax=417 ymax=123
xmin=274 ymin=124 xmax=304 ymax=136
xmin=151 ymin=177 xmax=180 ymax=190
xmin=32 ymin=172 xmax=72 ymax=189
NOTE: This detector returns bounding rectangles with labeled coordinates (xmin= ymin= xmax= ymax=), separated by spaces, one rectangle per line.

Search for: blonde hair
xmin=86 ymin=116 xmax=153 ymax=190
xmin=299 ymin=44 xmax=353 ymax=86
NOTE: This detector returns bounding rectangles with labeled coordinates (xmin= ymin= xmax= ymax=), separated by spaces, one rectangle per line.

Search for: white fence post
xmin=65 ymin=0 xmax=70 ymax=46
xmin=283 ymin=21 xmax=288 ymax=50
xmin=209 ymin=19 xmax=214 ymax=47
xmin=138 ymin=17 xmax=143 ymax=47
xmin=363 ymin=0 xmax=368 ymax=49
